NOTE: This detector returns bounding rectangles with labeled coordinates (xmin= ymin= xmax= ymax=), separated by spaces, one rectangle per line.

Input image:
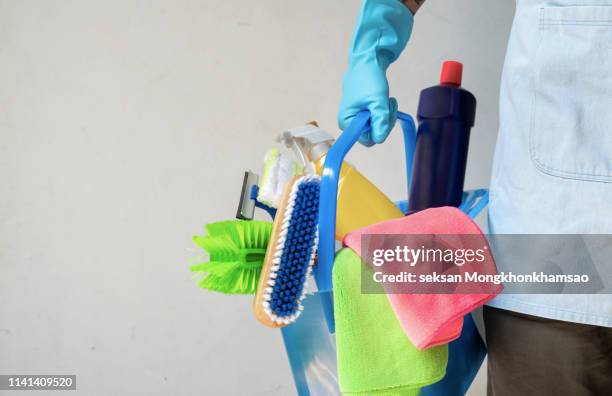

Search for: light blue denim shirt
xmin=488 ymin=0 xmax=612 ymax=327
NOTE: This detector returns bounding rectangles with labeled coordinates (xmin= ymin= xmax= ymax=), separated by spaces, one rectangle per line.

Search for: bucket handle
xmin=313 ymin=110 xmax=417 ymax=293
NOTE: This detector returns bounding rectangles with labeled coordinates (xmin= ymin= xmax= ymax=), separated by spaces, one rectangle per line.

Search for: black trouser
xmin=483 ymin=306 xmax=612 ymax=396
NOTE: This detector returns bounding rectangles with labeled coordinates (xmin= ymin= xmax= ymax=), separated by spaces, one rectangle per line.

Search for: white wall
xmin=0 ymin=1 xmax=514 ymax=395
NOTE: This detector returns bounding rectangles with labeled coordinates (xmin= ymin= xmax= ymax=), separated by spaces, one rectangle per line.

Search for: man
xmin=339 ymin=1 xmax=612 ymax=394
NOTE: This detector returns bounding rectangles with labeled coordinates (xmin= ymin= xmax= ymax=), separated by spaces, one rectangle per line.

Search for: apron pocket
xmin=530 ymin=6 xmax=612 ymax=182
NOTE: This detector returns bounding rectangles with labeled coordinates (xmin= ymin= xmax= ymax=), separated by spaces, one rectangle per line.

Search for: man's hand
xmin=338 ymin=0 xmax=414 ymax=146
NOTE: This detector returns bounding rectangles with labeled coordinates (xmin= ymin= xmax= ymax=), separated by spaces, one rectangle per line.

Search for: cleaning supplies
xmin=280 ymin=123 xmax=404 ymax=241
xmin=257 ymin=148 xmax=298 ymax=208
xmin=333 ymin=248 xmax=447 ymax=395
xmin=191 ymin=220 xmax=272 ymax=294
xmin=236 ymin=171 xmax=278 ymax=220
xmin=408 ymin=61 xmax=477 ymax=213
xmin=236 ymin=171 xmax=260 ymax=220
xmin=253 ymin=175 xmax=320 ymax=327
xmin=343 ymin=206 xmax=502 ymax=349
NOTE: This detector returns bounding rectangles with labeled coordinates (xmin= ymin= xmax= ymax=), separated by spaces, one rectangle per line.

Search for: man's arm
xmin=338 ymin=0 xmax=416 ymax=145
xmin=403 ymin=0 xmax=425 ymax=14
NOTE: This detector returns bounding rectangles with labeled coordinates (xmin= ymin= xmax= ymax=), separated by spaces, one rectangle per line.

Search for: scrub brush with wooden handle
xmin=254 ymin=174 xmax=320 ymax=327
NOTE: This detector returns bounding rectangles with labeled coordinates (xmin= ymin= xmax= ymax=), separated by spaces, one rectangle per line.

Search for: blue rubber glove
xmin=338 ymin=0 xmax=413 ymax=146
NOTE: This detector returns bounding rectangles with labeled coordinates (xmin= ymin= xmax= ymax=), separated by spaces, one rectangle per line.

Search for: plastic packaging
xmin=408 ymin=61 xmax=477 ymax=213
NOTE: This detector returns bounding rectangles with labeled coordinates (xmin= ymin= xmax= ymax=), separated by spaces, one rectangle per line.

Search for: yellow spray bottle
xmin=279 ymin=124 xmax=404 ymax=240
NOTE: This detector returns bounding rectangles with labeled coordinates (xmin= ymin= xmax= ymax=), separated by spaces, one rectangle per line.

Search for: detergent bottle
xmin=408 ymin=61 xmax=477 ymax=213
xmin=279 ymin=124 xmax=403 ymax=240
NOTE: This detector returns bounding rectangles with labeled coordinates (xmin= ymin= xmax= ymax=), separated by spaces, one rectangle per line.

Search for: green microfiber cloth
xmin=333 ymin=248 xmax=448 ymax=396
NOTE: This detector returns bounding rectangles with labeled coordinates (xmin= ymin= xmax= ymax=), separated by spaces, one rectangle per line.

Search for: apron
xmin=488 ymin=0 xmax=612 ymax=327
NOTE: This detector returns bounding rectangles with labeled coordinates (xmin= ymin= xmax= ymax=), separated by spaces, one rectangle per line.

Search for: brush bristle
xmin=262 ymin=175 xmax=320 ymax=324
xmin=191 ymin=220 xmax=272 ymax=294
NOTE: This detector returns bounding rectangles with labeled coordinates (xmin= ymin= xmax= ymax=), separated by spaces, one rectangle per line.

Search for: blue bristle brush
xmin=254 ymin=174 xmax=320 ymax=327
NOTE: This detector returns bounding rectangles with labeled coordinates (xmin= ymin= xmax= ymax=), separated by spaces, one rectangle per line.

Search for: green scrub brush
xmin=191 ymin=220 xmax=272 ymax=294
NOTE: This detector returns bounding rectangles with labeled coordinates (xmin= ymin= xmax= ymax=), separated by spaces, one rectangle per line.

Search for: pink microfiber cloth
xmin=343 ymin=206 xmax=502 ymax=350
